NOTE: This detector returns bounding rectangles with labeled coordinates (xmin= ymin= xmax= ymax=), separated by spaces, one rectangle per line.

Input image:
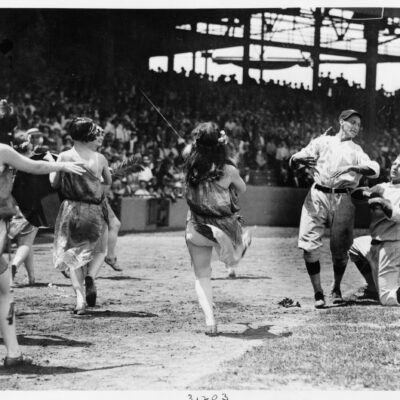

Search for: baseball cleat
xmin=331 ymin=288 xmax=344 ymax=304
xmin=314 ymin=291 xmax=325 ymax=308
xmin=354 ymin=287 xmax=379 ymax=301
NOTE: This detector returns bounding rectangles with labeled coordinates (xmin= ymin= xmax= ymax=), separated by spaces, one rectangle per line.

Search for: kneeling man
xmin=350 ymin=156 xmax=400 ymax=305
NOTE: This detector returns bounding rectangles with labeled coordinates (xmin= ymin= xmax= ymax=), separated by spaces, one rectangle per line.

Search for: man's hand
xmin=350 ymin=187 xmax=372 ymax=204
xmin=369 ymin=184 xmax=385 ymax=198
xmin=368 ymin=197 xmax=393 ymax=218
xmin=331 ymin=165 xmax=355 ymax=179
xmin=292 ymin=156 xmax=317 ymax=168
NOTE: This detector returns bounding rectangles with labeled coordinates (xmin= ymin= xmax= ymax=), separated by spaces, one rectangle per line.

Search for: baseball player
xmin=290 ymin=109 xmax=380 ymax=308
xmin=349 ymin=155 xmax=400 ymax=305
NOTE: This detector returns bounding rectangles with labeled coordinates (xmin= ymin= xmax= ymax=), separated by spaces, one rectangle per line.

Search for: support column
xmin=191 ymin=23 xmax=197 ymax=72
xmin=167 ymin=53 xmax=174 ymax=73
xmin=204 ymin=23 xmax=209 ymax=75
xmin=242 ymin=12 xmax=251 ymax=85
xmin=192 ymin=52 xmax=196 ymax=73
xmin=312 ymin=8 xmax=322 ymax=93
xmin=259 ymin=12 xmax=265 ymax=83
xmin=364 ymin=20 xmax=379 ymax=142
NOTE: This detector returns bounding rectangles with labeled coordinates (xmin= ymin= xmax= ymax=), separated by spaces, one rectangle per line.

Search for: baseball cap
xmin=339 ymin=109 xmax=362 ymax=121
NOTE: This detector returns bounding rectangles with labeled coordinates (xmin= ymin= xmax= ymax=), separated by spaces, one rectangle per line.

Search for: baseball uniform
xmin=292 ymin=134 xmax=380 ymax=262
xmin=350 ymin=182 xmax=400 ymax=305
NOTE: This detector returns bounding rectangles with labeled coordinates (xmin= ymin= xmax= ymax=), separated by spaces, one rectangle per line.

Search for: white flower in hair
xmin=218 ymin=130 xmax=228 ymax=144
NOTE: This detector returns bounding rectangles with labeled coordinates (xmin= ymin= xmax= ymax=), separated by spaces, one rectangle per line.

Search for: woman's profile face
xmin=95 ymin=131 xmax=105 ymax=147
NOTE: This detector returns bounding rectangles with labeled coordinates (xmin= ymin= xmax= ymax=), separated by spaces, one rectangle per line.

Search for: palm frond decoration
xmin=110 ymin=155 xmax=144 ymax=177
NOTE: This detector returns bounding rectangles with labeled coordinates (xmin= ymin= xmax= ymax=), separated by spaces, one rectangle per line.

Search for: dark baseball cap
xmin=339 ymin=109 xmax=362 ymax=121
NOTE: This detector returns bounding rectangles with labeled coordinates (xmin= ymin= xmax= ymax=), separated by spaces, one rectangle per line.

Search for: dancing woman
xmin=51 ymin=118 xmax=111 ymax=314
xmin=0 ymin=143 xmax=84 ymax=368
xmin=9 ymin=133 xmax=45 ymax=286
xmin=185 ymin=122 xmax=251 ymax=336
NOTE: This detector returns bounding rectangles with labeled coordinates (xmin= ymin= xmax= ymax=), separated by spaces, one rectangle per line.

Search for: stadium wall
xmin=119 ymin=186 xmax=371 ymax=232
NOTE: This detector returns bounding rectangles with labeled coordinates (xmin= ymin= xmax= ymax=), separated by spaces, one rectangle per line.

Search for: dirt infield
xmin=0 ymin=227 xmax=367 ymax=390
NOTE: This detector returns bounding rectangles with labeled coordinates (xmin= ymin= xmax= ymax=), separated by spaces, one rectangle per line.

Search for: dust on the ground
xmin=0 ymin=227 xmax=366 ymax=390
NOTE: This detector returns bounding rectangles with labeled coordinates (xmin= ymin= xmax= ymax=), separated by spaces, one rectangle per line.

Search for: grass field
xmin=0 ymin=227 xmax=399 ymax=391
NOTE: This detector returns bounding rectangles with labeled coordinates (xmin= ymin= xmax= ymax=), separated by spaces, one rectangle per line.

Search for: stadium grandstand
xmin=1 ymin=8 xmax=400 ymax=222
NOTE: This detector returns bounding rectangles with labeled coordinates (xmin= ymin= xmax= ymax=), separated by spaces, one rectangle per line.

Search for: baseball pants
xmin=350 ymin=235 xmax=400 ymax=306
xmin=299 ymin=186 xmax=354 ymax=261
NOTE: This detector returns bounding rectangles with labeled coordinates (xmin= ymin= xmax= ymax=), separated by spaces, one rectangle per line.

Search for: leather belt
xmin=314 ymin=184 xmax=350 ymax=194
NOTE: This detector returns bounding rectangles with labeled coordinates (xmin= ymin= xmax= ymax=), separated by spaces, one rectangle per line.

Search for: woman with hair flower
xmin=185 ymin=122 xmax=251 ymax=336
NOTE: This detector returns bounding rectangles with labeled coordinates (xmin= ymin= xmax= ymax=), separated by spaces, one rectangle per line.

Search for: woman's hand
xmin=60 ymin=161 xmax=86 ymax=175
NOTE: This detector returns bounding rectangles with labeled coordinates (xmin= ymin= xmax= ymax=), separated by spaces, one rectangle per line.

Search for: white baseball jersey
xmin=369 ymin=182 xmax=400 ymax=241
xmin=291 ymin=134 xmax=379 ymax=189
xmin=350 ymin=182 xmax=400 ymax=305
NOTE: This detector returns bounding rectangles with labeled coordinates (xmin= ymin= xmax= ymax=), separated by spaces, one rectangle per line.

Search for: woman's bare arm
xmin=100 ymin=154 xmax=112 ymax=193
xmin=226 ymin=164 xmax=246 ymax=194
xmin=0 ymin=144 xmax=85 ymax=178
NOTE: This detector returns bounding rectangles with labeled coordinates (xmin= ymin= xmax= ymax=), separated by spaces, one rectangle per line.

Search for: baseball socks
xmin=305 ymin=261 xmax=325 ymax=308
xmin=331 ymin=262 xmax=347 ymax=304
xmin=353 ymin=260 xmax=379 ymax=300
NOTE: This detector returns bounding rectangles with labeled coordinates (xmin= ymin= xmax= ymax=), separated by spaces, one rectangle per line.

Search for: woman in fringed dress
xmin=51 ymin=118 xmax=111 ymax=315
xmin=185 ymin=122 xmax=251 ymax=336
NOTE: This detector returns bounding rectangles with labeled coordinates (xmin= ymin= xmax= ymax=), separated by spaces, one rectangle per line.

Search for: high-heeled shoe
xmin=4 ymin=354 xmax=33 ymax=369
xmin=227 ymin=268 xmax=236 ymax=279
xmin=205 ymin=325 xmax=219 ymax=337
xmin=71 ymin=306 xmax=86 ymax=316
xmin=105 ymin=256 xmax=123 ymax=272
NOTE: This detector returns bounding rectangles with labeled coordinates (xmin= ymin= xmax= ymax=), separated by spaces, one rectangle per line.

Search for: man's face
xmin=390 ymin=157 xmax=400 ymax=184
xmin=340 ymin=115 xmax=361 ymax=139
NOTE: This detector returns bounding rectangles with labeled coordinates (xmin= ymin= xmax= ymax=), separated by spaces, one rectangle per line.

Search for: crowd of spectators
xmin=2 ymin=67 xmax=400 ymax=205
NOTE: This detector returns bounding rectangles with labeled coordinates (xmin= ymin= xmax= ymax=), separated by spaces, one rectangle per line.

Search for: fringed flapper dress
xmin=0 ymin=165 xmax=17 ymax=255
xmin=185 ymin=180 xmax=250 ymax=266
xmin=54 ymin=166 xmax=108 ymax=272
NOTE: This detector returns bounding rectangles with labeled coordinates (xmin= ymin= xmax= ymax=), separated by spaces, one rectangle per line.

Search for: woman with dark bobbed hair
xmin=0 ymin=135 xmax=84 ymax=368
xmin=185 ymin=122 xmax=251 ymax=336
xmin=51 ymin=118 xmax=112 ymax=315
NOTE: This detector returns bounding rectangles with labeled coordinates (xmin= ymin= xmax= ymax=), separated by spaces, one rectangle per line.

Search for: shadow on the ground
xmin=344 ymin=299 xmax=380 ymax=306
xmin=321 ymin=299 xmax=380 ymax=309
xmin=97 ymin=276 xmax=145 ymax=281
xmin=17 ymin=308 xmax=75 ymax=317
xmin=13 ymin=282 xmax=70 ymax=288
xmin=86 ymin=310 xmax=158 ymax=318
xmin=212 ymin=275 xmax=272 ymax=281
xmin=0 ymin=362 xmax=143 ymax=376
xmin=216 ymin=324 xmax=292 ymax=340
xmin=0 ymin=334 xmax=92 ymax=348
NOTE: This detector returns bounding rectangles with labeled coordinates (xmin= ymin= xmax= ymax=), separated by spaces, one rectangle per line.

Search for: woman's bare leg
xmin=0 ymin=256 xmax=21 ymax=357
xmin=187 ymin=241 xmax=216 ymax=331
xmin=69 ymin=267 xmax=86 ymax=311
